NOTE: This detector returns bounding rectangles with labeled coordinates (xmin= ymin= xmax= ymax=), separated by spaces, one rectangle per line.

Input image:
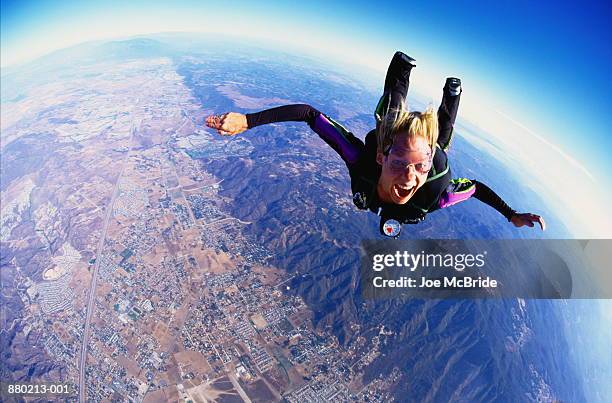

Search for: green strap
xmin=440 ymin=128 xmax=455 ymax=152
xmin=430 ymin=145 xmax=441 ymax=177
xmin=409 ymin=203 xmax=430 ymax=213
xmin=324 ymin=114 xmax=354 ymax=142
xmin=452 ymin=178 xmax=472 ymax=184
xmin=425 ymin=163 xmax=449 ymax=183
xmin=374 ymin=94 xmax=388 ymax=122
xmin=449 ymin=178 xmax=475 ymax=194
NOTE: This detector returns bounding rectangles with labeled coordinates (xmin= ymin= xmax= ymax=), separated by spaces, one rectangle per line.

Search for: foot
xmin=383 ymin=51 xmax=417 ymax=96
xmin=396 ymin=51 xmax=416 ymax=68
xmin=446 ymin=77 xmax=462 ymax=96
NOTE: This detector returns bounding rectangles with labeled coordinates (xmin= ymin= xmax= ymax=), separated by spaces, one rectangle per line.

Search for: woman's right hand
xmin=205 ymin=112 xmax=248 ymax=136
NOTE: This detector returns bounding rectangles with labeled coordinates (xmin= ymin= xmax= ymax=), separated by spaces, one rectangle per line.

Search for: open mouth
xmin=393 ymin=184 xmax=414 ymax=199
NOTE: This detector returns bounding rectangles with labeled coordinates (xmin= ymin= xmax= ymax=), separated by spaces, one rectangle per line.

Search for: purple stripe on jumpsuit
xmin=313 ymin=114 xmax=360 ymax=164
xmin=438 ymin=186 xmax=476 ymax=209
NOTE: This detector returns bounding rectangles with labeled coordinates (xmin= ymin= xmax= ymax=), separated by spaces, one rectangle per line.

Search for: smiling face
xmin=376 ymin=133 xmax=433 ymax=204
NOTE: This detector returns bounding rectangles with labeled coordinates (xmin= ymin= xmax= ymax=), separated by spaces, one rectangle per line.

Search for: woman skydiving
xmin=206 ymin=51 xmax=545 ymax=237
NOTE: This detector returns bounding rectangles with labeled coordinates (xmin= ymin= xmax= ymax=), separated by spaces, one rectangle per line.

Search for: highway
xmin=77 ymin=121 xmax=138 ymax=402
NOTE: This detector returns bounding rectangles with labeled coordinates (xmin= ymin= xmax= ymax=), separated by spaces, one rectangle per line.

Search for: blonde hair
xmin=377 ymin=106 xmax=438 ymax=154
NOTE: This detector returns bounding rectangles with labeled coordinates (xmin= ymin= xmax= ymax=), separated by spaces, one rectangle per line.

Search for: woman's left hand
xmin=510 ymin=213 xmax=546 ymax=230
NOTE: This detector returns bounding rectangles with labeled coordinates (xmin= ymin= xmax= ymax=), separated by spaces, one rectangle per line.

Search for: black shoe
xmin=384 ymin=51 xmax=417 ymax=93
xmin=445 ymin=77 xmax=462 ymax=96
xmin=396 ymin=51 xmax=416 ymax=69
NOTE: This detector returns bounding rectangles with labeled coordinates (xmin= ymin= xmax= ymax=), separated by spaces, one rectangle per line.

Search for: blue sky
xmin=2 ymin=0 xmax=611 ymax=235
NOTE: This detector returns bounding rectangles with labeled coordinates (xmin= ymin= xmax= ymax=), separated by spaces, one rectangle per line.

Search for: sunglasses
xmin=386 ymin=147 xmax=433 ymax=175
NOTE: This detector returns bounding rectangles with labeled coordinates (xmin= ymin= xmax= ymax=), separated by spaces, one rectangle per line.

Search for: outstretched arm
xmin=206 ymin=104 xmax=364 ymax=165
xmin=437 ymin=178 xmax=545 ymax=230
xmin=206 ymin=105 xmax=320 ymax=135
xmin=475 ymin=181 xmax=545 ymax=230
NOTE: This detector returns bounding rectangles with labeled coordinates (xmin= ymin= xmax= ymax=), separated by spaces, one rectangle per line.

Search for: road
xmin=77 ymin=121 xmax=137 ymax=402
xmin=203 ymin=217 xmax=252 ymax=227
xmin=228 ymin=372 xmax=252 ymax=403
